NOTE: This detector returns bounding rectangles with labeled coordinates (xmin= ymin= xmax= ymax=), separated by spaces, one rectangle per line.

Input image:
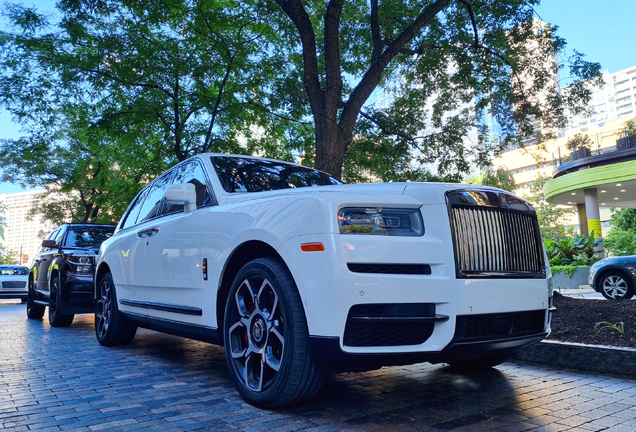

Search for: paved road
xmin=1 ymin=300 xmax=636 ymax=432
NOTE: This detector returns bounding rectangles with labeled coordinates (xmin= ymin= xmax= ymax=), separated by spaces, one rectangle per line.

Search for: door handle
xmin=136 ymin=227 xmax=160 ymax=238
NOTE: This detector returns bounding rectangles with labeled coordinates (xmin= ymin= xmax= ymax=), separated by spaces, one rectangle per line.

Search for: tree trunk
xmin=314 ymin=114 xmax=349 ymax=178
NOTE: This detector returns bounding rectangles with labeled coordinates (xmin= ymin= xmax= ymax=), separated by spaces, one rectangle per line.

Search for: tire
xmin=95 ymin=272 xmax=137 ymax=346
xmin=599 ymin=271 xmax=634 ymax=300
xmin=49 ymin=276 xmax=74 ymax=327
xmin=26 ymin=278 xmax=45 ymax=319
xmin=224 ymin=257 xmax=324 ymax=408
xmin=448 ymin=348 xmax=515 ymax=371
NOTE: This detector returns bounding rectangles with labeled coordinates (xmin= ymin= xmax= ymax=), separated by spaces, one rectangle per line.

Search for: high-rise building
xmin=0 ymin=190 xmax=55 ymax=265
xmin=564 ymin=66 xmax=636 ymax=137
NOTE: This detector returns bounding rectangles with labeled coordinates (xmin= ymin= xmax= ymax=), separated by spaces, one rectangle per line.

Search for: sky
xmin=0 ymin=0 xmax=635 ymax=195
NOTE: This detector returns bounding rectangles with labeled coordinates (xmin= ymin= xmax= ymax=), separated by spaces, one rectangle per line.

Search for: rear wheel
xmin=26 ymin=278 xmax=45 ymax=319
xmin=447 ymin=349 xmax=515 ymax=371
xmin=48 ymin=276 xmax=74 ymax=327
xmin=599 ymin=272 xmax=634 ymax=300
xmin=95 ymin=272 xmax=137 ymax=346
xmin=224 ymin=257 xmax=323 ymax=408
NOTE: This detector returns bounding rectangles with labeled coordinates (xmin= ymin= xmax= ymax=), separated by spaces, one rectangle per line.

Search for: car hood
xmin=221 ymin=182 xmax=517 ymax=206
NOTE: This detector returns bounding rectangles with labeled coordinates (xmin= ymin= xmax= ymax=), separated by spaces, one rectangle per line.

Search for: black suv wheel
xmin=48 ymin=276 xmax=74 ymax=327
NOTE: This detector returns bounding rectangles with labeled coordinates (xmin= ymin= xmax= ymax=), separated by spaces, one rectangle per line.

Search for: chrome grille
xmin=451 ymin=206 xmax=542 ymax=275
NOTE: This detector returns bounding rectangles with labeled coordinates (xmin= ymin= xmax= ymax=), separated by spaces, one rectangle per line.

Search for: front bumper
xmin=277 ymin=227 xmax=551 ymax=355
xmin=0 ymin=290 xmax=28 ymax=299
xmin=309 ymin=330 xmax=550 ymax=372
xmin=61 ymin=273 xmax=96 ymax=314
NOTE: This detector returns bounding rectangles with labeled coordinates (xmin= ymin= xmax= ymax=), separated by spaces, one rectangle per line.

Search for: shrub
xmin=545 ymin=234 xmax=598 ymax=267
xmin=604 ymin=229 xmax=636 ymax=257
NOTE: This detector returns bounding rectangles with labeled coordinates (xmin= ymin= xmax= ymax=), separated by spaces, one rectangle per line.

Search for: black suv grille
xmin=454 ymin=310 xmax=546 ymax=341
xmin=343 ymin=304 xmax=437 ymax=347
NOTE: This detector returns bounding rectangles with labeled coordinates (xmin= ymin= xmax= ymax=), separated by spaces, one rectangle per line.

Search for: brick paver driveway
xmin=1 ymin=300 xmax=636 ymax=432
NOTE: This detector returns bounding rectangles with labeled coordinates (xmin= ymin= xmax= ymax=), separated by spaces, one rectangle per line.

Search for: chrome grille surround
xmin=446 ymin=189 xmax=545 ymax=278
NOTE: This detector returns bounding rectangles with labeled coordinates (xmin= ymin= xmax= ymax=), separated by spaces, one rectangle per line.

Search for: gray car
xmin=589 ymin=256 xmax=636 ymax=299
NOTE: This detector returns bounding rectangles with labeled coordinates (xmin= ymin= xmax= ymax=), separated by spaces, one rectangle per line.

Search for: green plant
xmin=594 ymin=321 xmax=625 ymax=335
xmin=619 ymin=119 xmax=636 ymax=138
xmin=546 ymin=234 xmax=598 ymax=266
xmin=550 ymin=265 xmax=579 ymax=278
xmin=604 ymin=229 xmax=636 ymax=257
xmin=567 ymin=133 xmax=593 ymax=151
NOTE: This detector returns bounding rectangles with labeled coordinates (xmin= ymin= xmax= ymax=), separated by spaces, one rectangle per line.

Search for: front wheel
xmin=224 ymin=257 xmax=323 ymax=408
xmin=95 ymin=272 xmax=137 ymax=346
xmin=447 ymin=349 xmax=515 ymax=371
xmin=26 ymin=278 xmax=45 ymax=319
xmin=599 ymin=272 xmax=634 ymax=300
xmin=48 ymin=276 xmax=74 ymax=327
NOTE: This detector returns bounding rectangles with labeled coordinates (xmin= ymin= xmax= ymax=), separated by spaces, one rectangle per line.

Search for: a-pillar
xmin=584 ymin=188 xmax=604 ymax=258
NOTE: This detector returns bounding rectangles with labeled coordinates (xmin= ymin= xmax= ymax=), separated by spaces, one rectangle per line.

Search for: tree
xmin=0 ymin=203 xmax=17 ymax=264
xmin=609 ymin=208 xmax=636 ymax=233
xmin=0 ymin=0 xmax=304 ymax=222
xmin=524 ymin=174 xmax=575 ymax=242
xmin=269 ymin=0 xmax=602 ymax=177
xmin=466 ymin=166 xmax=516 ymax=192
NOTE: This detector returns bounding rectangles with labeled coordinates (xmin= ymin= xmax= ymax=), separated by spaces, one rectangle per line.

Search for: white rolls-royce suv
xmin=94 ymin=154 xmax=552 ymax=407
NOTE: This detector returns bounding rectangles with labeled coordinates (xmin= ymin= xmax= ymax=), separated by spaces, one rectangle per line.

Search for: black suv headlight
xmin=338 ymin=207 xmax=424 ymax=236
xmin=68 ymin=255 xmax=95 ymax=275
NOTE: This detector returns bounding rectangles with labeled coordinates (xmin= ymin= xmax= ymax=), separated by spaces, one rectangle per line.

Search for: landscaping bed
xmin=548 ymin=294 xmax=636 ymax=348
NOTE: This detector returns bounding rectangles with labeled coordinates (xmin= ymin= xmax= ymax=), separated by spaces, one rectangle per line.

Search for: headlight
xmin=338 ymin=207 xmax=424 ymax=236
xmin=68 ymin=255 xmax=95 ymax=275
xmin=68 ymin=255 xmax=94 ymax=265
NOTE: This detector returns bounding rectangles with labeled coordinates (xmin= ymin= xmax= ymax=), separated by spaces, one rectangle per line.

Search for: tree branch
xmin=341 ymin=0 xmax=452 ymax=139
xmin=274 ymin=0 xmax=322 ymax=111
xmin=370 ymin=0 xmax=382 ymax=64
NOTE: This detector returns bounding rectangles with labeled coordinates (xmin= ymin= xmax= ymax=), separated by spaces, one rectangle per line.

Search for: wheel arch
xmin=216 ymin=240 xmax=295 ymax=341
xmin=95 ymin=262 xmax=112 ymax=299
xmin=594 ymin=266 xmax=635 ymax=290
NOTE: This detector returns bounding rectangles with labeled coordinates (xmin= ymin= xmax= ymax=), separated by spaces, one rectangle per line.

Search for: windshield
xmin=0 ymin=266 xmax=28 ymax=276
xmin=65 ymin=226 xmax=115 ymax=248
xmin=211 ymin=156 xmax=343 ymax=193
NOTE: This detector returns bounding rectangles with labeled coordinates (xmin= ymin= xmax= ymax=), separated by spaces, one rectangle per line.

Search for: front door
xmin=143 ymin=160 xmax=214 ymax=325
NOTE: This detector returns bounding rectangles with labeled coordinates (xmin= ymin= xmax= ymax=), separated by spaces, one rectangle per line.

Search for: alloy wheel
xmin=96 ymin=277 xmax=112 ymax=339
xmin=227 ymin=276 xmax=284 ymax=392
xmin=602 ymin=275 xmax=628 ymax=299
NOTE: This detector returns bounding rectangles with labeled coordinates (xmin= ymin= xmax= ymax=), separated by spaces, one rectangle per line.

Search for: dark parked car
xmin=27 ymin=223 xmax=116 ymax=325
xmin=589 ymin=256 xmax=636 ymax=300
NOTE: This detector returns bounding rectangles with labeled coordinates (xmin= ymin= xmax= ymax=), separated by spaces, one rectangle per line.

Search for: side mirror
xmin=162 ymin=183 xmax=197 ymax=213
xmin=42 ymin=239 xmax=59 ymax=248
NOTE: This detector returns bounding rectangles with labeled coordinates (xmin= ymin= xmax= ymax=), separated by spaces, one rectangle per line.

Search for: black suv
xmin=27 ymin=223 xmax=116 ymax=326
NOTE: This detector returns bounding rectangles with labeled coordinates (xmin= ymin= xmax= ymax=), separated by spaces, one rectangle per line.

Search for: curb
xmin=512 ymin=340 xmax=636 ymax=376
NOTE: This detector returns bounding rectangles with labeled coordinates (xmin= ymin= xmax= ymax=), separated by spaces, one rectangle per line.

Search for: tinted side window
xmin=47 ymin=229 xmax=60 ymax=241
xmin=120 ymin=187 xmax=150 ymax=230
xmin=168 ymin=161 xmax=215 ymax=214
xmin=211 ymin=156 xmax=343 ymax=193
xmin=54 ymin=227 xmax=66 ymax=245
xmin=66 ymin=227 xmax=115 ymax=247
xmin=137 ymin=172 xmax=174 ymax=223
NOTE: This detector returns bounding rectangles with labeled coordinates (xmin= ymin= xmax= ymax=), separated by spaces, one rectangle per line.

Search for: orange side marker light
xmin=300 ymin=242 xmax=325 ymax=252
